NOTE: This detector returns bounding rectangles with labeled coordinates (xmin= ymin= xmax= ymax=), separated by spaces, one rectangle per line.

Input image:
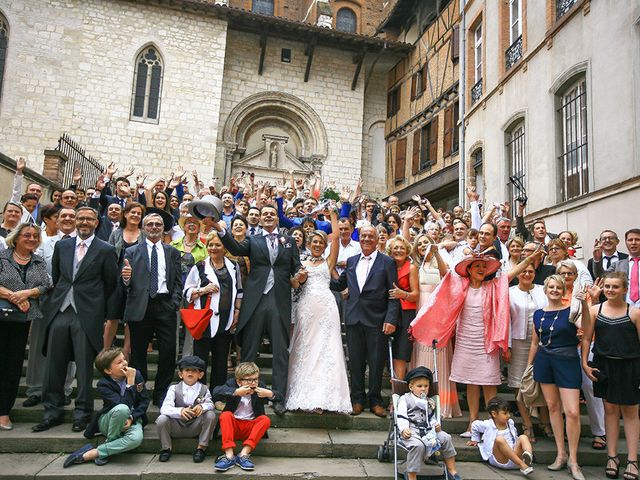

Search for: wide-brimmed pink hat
xmin=454 ymin=253 xmax=502 ymax=278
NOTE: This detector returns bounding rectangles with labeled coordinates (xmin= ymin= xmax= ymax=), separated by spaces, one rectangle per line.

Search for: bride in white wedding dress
xmin=286 ymin=208 xmax=352 ymax=414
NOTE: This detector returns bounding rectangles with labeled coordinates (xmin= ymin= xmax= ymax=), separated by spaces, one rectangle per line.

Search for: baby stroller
xmin=377 ymin=339 xmax=449 ymax=480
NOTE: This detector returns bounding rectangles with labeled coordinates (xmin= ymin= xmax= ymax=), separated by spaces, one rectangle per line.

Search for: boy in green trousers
xmin=64 ymin=347 xmax=149 ymax=467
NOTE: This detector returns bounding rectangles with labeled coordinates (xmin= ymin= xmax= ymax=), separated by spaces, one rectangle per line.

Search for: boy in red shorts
xmin=212 ymin=362 xmax=282 ymax=471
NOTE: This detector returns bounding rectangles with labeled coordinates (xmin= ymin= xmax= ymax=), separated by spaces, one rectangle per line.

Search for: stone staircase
xmin=0 ymin=339 xmax=634 ymax=479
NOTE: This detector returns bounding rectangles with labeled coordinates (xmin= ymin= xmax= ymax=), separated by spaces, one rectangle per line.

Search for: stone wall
xmin=0 ymin=0 xmax=227 ymax=180
xmin=215 ymin=29 xmax=365 ymax=185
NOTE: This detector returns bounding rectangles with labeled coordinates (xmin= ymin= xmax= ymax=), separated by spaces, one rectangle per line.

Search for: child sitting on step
xmin=397 ymin=367 xmax=462 ymax=480
xmin=155 ymin=355 xmax=216 ymax=463
xmin=212 ymin=362 xmax=283 ymax=472
xmin=63 ymin=347 xmax=149 ymax=468
xmin=468 ymin=396 xmax=534 ymax=476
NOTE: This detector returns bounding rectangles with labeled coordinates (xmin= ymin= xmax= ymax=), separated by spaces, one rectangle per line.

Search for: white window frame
xmin=130 ymin=46 xmax=164 ymax=124
xmin=507 ymin=121 xmax=526 ymax=211
xmin=559 ymin=79 xmax=589 ymax=199
xmin=474 ymin=24 xmax=482 ymax=83
xmin=509 ymin=0 xmax=522 ymax=45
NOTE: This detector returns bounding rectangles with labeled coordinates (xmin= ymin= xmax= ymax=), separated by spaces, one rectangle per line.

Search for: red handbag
xmin=180 ymin=294 xmax=212 ymax=340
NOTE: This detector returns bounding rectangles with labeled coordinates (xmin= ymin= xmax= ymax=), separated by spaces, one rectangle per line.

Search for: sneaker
xmin=522 ymin=451 xmax=533 ymax=466
xmin=520 ymin=466 xmax=534 ymax=476
xmin=214 ymin=455 xmax=236 ymax=472
xmin=236 ymin=454 xmax=255 ymax=471
xmin=63 ymin=444 xmax=93 ymax=468
xmin=94 ymin=457 xmax=109 ymax=466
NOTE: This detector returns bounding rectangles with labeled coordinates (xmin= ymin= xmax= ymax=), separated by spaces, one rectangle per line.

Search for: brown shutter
xmin=412 ymin=130 xmax=421 ymax=174
xmin=421 ymin=64 xmax=427 ymax=94
xmin=453 ymin=101 xmax=460 ymax=152
xmin=395 ymin=138 xmax=407 ymax=183
xmin=443 ymin=106 xmax=453 ymax=157
xmin=429 ymin=117 xmax=439 ymax=166
xmin=452 ymin=24 xmax=460 ymax=62
xmin=411 ymin=74 xmax=417 ymax=100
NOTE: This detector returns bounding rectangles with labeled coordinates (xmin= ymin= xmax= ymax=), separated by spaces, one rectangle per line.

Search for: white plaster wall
xmin=463 ymin=0 xmax=640 ymax=245
xmin=0 ymin=0 xmax=227 ymax=179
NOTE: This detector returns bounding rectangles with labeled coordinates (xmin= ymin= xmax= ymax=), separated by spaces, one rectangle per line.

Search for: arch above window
xmin=0 ymin=13 xmax=9 ymax=101
xmin=131 ymin=45 xmax=164 ymax=123
xmin=336 ymin=8 xmax=357 ymax=34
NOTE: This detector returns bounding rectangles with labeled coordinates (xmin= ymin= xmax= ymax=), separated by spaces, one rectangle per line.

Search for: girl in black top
xmin=582 ymin=272 xmax=640 ymax=480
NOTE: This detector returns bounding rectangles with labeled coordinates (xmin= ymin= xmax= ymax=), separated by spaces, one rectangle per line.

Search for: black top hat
xmin=144 ymin=207 xmax=175 ymax=233
xmin=177 ymin=355 xmax=206 ymax=371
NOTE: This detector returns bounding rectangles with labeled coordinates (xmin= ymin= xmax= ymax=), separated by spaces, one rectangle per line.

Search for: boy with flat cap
xmin=156 ymin=355 xmax=216 ymax=463
xmin=397 ymin=366 xmax=462 ymax=480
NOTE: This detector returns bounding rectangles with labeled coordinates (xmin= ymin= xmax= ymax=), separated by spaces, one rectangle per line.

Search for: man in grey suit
xmin=212 ymin=204 xmax=305 ymax=415
xmin=121 ymin=213 xmax=182 ymax=406
xmin=33 ymin=207 xmax=119 ymax=432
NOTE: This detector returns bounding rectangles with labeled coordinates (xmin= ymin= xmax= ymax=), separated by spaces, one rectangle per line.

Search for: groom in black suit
xmin=331 ymin=225 xmax=399 ymax=417
xmin=213 ymin=205 xmax=305 ymax=415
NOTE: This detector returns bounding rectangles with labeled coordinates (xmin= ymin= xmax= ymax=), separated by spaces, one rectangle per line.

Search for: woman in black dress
xmin=582 ymin=272 xmax=640 ymax=480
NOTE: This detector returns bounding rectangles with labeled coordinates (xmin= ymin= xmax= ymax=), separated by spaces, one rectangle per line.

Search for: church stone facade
xmin=0 ymin=0 xmax=409 ymax=198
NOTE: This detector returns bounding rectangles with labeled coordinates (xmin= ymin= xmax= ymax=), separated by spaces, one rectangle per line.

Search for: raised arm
xmin=508 ymin=247 xmax=544 ymax=282
xmin=326 ymin=208 xmax=340 ymax=272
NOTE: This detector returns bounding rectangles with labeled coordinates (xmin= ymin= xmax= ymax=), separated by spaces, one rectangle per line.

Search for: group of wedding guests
xmin=0 ymin=158 xmax=638 ymax=480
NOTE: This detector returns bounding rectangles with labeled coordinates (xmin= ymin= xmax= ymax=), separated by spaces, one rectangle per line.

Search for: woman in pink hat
xmin=410 ymin=248 xmax=543 ymax=436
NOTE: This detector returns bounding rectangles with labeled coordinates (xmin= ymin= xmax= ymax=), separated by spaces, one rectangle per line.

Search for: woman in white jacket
xmin=183 ymin=232 xmax=243 ymax=391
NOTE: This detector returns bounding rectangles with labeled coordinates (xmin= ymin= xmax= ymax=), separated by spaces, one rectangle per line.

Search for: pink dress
xmin=410 ymin=261 xmax=462 ymax=418
xmin=449 ymin=287 xmax=501 ymax=385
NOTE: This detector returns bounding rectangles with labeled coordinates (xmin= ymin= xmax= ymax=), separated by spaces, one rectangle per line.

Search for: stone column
xmin=42 ymin=150 xmax=68 ymax=186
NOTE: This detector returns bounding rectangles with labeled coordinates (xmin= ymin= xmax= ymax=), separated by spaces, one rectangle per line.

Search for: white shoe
xmin=520 ymin=466 xmax=534 ymax=476
xmin=522 ymin=451 xmax=533 ymax=466
xmin=459 ymin=431 xmax=471 ymax=438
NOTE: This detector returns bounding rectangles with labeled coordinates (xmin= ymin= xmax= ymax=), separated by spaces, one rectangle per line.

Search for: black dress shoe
xmin=158 ymin=449 xmax=172 ymax=462
xmin=273 ymin=402 xmax=286 ymax=416
xmin=63 ymin=395 xmax=72 ymax=406
xmin=72 ymin=420 xmax=88 ymax=432
xmin=32 ymin=418 xmax=62 ymax=432
xmin=23 ymin=395 xmax=42 ymax=407
xmin=192 ymin=448 xmax=206 ymax=463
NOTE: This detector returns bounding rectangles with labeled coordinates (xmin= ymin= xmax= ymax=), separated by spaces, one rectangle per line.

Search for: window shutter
xmin=429 ymin=117 xmax=439 ymax=166
xmin=395 ymin=138 xmax=407 ymax=183
xmin=412 ymin=130 xmax=421 ymax=174
xmin=421 ymin=64 xmax=427 ymax=95
xmin=411 ymin=74 xmax=417 ymax=100
xmin=451 ymin=24 xmax=460 ymax=62
xmin=443 ymin=106 xmax=453 ymax=157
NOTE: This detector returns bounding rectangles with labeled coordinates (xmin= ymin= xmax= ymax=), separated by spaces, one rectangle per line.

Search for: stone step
xmin=11 ymin=399 xmax=388 ymax=431
xmin=0 ymin=423 xmax=634 ymax=466
xmin=11 ymin=397 xmax=611 ymax=439
xmin=0 ymin=454 xmax=611 ymax=480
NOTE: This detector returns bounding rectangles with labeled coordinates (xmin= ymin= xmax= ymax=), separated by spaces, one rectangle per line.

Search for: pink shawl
xmin=409 ymin=271 xmax=510 ymax=354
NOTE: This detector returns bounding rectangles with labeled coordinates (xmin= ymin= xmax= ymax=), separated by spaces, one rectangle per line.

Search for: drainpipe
xmin=458 ymin=0 xmax=467 ymax=208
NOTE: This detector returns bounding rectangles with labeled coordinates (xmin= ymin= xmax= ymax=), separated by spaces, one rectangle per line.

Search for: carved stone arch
xmin=222 ymin=92 xmax=328 ymax=182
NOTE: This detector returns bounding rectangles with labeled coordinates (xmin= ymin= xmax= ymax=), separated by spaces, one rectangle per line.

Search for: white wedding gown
xmin=285 ymin=262 xmax=352 ymax=414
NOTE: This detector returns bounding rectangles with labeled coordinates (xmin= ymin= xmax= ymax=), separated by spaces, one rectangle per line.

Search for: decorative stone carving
xmin=317 ymin=1 xmax=333 ymax=28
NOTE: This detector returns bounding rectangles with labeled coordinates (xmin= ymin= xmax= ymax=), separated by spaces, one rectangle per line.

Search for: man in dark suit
xmin=94 ymin=203 xmax=123 ymax=241
xmin=121 ymin=213 xmax=182 ymax=406
xmin=330 ymin=225 xmax=399 ymax=418
xmin=212 ymin=204 xmax=304 ymax=415
xmin=34 ymin=207 xmax=119 ymax=432
xmin=588 ymin=229 xmax=629 ymax=279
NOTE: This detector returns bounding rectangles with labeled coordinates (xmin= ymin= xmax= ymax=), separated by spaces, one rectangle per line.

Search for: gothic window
xmin=0 ymin=14 xmax=8 ymax=100
xmin=131 ymin=46 xmax=163 ymax=123
xmin=336 ymin=8 xmax=357 ymax=34
xmin=252 ymin=0 xmax=274 ymax=15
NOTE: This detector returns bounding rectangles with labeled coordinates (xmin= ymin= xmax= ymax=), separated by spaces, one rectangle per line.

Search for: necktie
xmin=76 ymin=242 xmax=86 ymax=263
xmin=604 ymin=256 xmax=612 ymax=269
xmin=268 ymin=233 xmax=277 ymax=250
xmin=630 ymin=258 xmax=639 ymax=303
xmin=62 ymin=234 xmax=71 ymax=240
xmin=250 ymin=227 xmax=256 ymax=236
xmin=149 ymin=244 xmax=158 ymax=298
